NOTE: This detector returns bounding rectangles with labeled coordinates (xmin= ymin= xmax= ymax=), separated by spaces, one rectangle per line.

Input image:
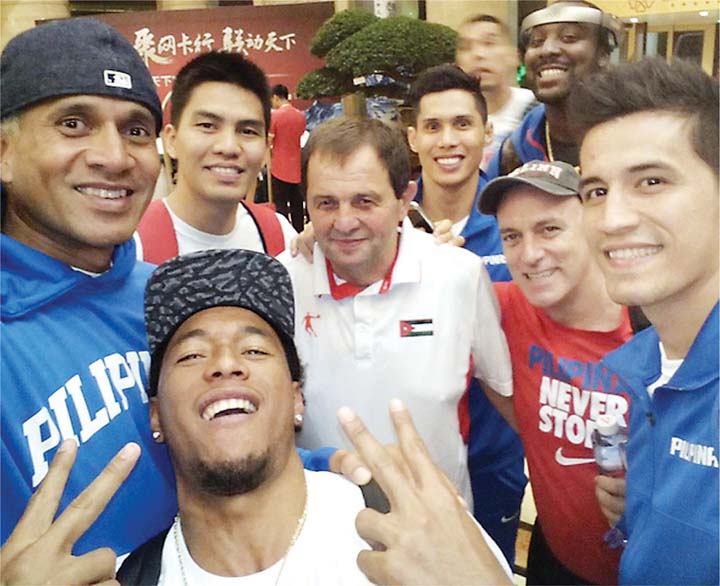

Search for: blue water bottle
xmin=592 ymin=414 xmax=628 ymax=549
xmin=592 ymin=414 xmax=628 ymax=475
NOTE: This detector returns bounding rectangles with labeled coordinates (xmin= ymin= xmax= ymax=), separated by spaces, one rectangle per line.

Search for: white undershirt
xmin=155 ymin=469 xmax=512 ymax=585
xmin=451 ymin=215 xmax=469 ymax=237
xmin=70 ymin=266 xmax=105 ymax=277
xmin=646 ymin=342 xmax=683 ymax=398
xmin=157 ymin=470 xmax=371 ymax=586
xmin=134 ymin=200 xmax=297 ymax=260
xmin=482 ymin=87 xmax=537 ymax=170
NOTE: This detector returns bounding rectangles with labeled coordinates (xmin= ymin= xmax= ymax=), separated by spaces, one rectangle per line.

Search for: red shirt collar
xmin=325 ymin=245 xmax=400 ymax=301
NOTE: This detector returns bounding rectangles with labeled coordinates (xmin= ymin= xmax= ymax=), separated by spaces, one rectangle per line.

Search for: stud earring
xmin=152 ymin=431 xmax=163 ymax=443
xmin=294 ymin=413 xmax=304 ymax=426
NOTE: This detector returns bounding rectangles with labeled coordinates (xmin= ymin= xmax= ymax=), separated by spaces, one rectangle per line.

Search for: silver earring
xmin=294 ymin=413 xmax=304 ymax=426
xmin=152 ymin=431 xmax=163 ymax=442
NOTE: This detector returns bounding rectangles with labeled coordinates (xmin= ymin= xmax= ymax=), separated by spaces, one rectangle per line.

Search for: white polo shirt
xmin=279 ymin=222 xmax=513 ymax=505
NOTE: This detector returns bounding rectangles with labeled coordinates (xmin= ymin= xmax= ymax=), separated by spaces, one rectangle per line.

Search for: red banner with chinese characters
xmin=97 ymin=2 xmax=332 ymax=121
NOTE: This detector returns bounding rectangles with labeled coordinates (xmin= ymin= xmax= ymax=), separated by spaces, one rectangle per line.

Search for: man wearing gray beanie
xmin=0 ymin=18 xmax=351 ymax=585
xmin=0 ymin=18 xmax=356 ymax=584
xmin=0 ymin=17 xmax=176 ymax=586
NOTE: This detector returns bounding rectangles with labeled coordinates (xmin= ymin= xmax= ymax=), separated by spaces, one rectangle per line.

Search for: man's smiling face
xmin=152 ymin=306 xmax=302 ymax=496
xmin=164 ymin=81 xmax=268 ymax=206
xmin=1 ymin=94 xmax=159 ymax=270
xmin=579 ymin=111 xmax=719 ymax=316
xmin=498 ymin=186 xmax=592 ymax=315
xmin=523 ymin=21 xmax=605 ymax=105
xmin=408 ymin=89 xmax=491 ymax=193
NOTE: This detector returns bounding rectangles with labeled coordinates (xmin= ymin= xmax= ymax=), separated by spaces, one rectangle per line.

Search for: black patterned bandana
xmin=144 ymin=249 xmax=299 ymax=394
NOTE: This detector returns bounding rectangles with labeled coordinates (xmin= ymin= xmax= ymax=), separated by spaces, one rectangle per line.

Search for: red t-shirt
xmin=270 ymin=104 xmax=306 ymax=184
xmin=495 ymin=282 xmax=633 ymax=585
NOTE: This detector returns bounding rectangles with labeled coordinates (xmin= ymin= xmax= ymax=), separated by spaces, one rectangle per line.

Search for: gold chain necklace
xmin=545 ymin=120 xmax=556 ymax=162
xmin=173 ymin=485 xmax=309 ymax=586
xmin=545 ymin=121 xmax=581 ymax=172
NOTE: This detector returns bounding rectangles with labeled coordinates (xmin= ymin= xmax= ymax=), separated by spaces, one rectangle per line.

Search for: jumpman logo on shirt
xmin=304 ymin=313 xmax=320 ymax=337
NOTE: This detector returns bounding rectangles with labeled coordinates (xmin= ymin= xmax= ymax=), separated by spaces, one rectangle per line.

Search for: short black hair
xmin=408 ymin=64 xmax=488 ymax=124
xmin=170 ymin=51 xmax=271 ymax=132
xmin=571 ymin=58 xmax=719 ymax=175
xmin=271 ymin=84 xmax=289 ymax=99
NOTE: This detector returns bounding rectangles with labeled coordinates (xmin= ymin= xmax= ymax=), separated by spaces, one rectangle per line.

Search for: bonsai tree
xmin=310 ymin=8 xmax=378 ymax=58
xmin=297 ymin=10 xmax=457 ymax=100
xmin=296 ymin=67 xmax=354 ymax=100
xmin=297 ymin=9 xmax=376 ymax=100
xmin=327 ymin=17 xmax=456 ymax=80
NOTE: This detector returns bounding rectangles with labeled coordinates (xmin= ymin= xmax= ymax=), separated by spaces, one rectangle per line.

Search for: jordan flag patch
xmin=399 ymin=319 xmax=433 ymax=337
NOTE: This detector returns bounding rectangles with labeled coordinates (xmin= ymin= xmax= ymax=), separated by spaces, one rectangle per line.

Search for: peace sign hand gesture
xmin=338 ymin=400 xmax=511 ymax=586
xmin=1 ymin=440 xmax=140 ymax=586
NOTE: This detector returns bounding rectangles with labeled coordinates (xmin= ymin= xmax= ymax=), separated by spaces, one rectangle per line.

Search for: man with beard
xmin=486 ymin=0 xmax=621 ymax=177
xmin=118 ymin=249 xmax=371 ymax=585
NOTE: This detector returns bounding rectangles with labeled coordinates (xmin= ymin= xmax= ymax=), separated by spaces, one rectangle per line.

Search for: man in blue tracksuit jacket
xmin=407 ymin=65 xmax=525 ymax=566
xmin=1 ymin=236 xmax=178 ymax=556
xmin=1 ymin=234 xmax=334 ymax=556
xmin=602 ymin=305 xmax=718 ymax=585
xmin=573 ymin=59 xmax=718 ymax=585
xmin=415 ymin=174 xmax=510 ymax=282
xmin=485 ymin=105 xmax=547 ymax=180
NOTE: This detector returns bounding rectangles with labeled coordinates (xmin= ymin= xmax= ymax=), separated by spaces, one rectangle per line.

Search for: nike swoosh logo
xmin=501 ymin=512 xmax=520 ymax=523
xmin=555 ymin=447 xmax=596 ymax=466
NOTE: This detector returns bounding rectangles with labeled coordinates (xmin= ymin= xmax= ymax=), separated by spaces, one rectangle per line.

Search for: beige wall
xmin=1 ymin=0 xmax=521 ymax=51
xmin=1 ymin=0 xmax=70 ymax=49
xmin=0 ymin=1 xmax=219 ymax=50
xmin=0 ymin=0 xmax=222 ymax=49
xmin=156 ymin=0 xmax=215 ymax=9
xmin=255 ymin=0 xmax=335 ymax=4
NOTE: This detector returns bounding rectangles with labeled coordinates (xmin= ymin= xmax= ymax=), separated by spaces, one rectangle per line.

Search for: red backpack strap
xmin=243 ymin=201 xmax=286 ymax=257
xmin=136 ymin=200 xmax=179 ymax=265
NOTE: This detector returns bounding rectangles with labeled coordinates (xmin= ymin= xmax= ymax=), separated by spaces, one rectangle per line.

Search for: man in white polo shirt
xmin=279 ymin=117 xmax=513 ymax=516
